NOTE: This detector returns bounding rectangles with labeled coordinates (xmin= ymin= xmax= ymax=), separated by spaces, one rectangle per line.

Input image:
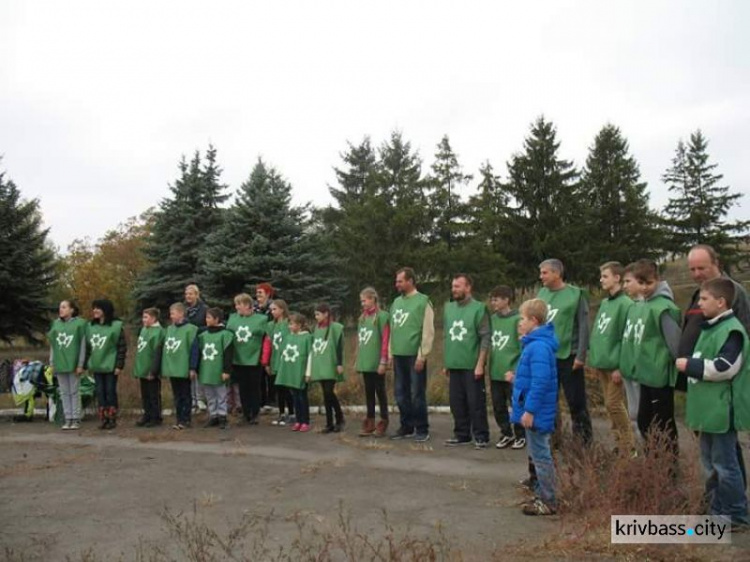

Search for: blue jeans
xmin=291 ymin=387 xmax=310 ymax=424
xmin=392 ymin=355 xmax=429 ymax=435
xmin=527 ymin=429 xmax=556 ymax=507
xmin=700 ymin=431 xmax=749 ymax=525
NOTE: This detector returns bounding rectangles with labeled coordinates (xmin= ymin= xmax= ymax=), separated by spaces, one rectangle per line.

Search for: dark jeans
xmin=557 ymin=356 xmax=593 ymax=444
xmin=490 ymin=380 xmax=524 ymax=439
xmin=140 ymin=378 xmax=162 ymax=422
xmin=275 ymin=377 xmax=294 ymax=416
xmin=170 ymin=377 xmax=192 ymax=425
xmin=291 ymin=387 xmax=309 ymax=424
xmin=637 ymin=383 xmax=679 ymax=458
xmin=261 ymin=369 xmax=276 ymax=407
xmin=392 ymin=355 xmax=429 ymax=435
xmin=701 ymin=431 xmax=749 ymax=525
xmin=234 ymin=364 xmax=262 ymax=421
xmin=448 ymin=370 xmax=490 ymax=442
xmin=320 ymin=380 xmax=344 ymax=428
xmin=362 ymin=372 xmax=388 ymax=420
xmin=94 ymin=372 xmax=118 ymax=409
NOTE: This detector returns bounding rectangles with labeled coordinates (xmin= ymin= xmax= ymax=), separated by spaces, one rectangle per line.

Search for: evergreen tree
xmin=200 ymin=159 xmax=346 ymax=313
xmin=662 ymin=130 xmax=748 ymax=264
xmin=0 ymin=162 xmax=57 ymax=343
xmin=578 ymin=124 xmax=661 ymax=283
xmin=504 ymin=117 xmax=581 ymax=286
xmin=134 ymin=146 xmax=228 ymax=311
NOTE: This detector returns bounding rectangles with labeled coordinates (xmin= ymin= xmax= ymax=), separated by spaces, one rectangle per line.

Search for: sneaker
xmin=414 ymin=433 xmax=431 ymax=443
xmin=291 ymin=423 xmax=302 ymax=432
xmin=12 ymin=415 xmax=33 ymax=423
xmin=172 ymin=423 xmax=186 ymax=430
xmin=298 ymin=423 xmax=311 ymax=433
xmin=511 ymin=437 xmax=526 ymax=450
xmin=197 ymin=400 xmax=207 ymax=412
xmin=444 ymin=437 xmax=472 ymax=447
xmin=62 ymin=421 xmax=72 ymax=430
xmin=333 ymin=421 xmax=345 ymax=433
xmin=135 ymin=417 xmax=149 ymax=427
xmin=321 ymin=426 xmax=335 ymax=434
xmin=496 ymin=435 xmax=514 ymax=449
xmin=522 ymin=498 xmax=556 ymax=516
xmin=272 ymin=415 xmax=285 ymax=426
xmin=474 ymin=440 xmax=489 ymax=450
xmin=219 ymin=416 xmax=228 ymax=430
xmin=390 ymin=427 xmax=415 ymax=440
xmin=204 ymin=417 xmax=219 ymax=429
xmin=70 ymin=420 xmax=81 ymax=430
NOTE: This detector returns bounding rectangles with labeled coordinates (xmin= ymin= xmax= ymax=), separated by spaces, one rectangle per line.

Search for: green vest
xmin=390 ymin=292 xmax=430 ymax=356
xmin=275 ymin=331 xmax=311 ymax=390
xmin=133 ymin=325 xmax=165 ymax=378
xmin=86 ymin=321 xmax=123 ymax=373
xmin=227 ymin=313 xmax=268 ymax=366
xmin=443 ymin=298 xmax=487 ymax=370
xmin=161 ymin=323 xmax=199 ymax=378
xmin=48 ymin=317 xmax=86 ymax=373
xmin=618 ymin=301 xmax=642 ymax=381
xmin=489 ymin=311 xmax=521 ymax=381
xmin=267 ymin=319 xmax=290 ymax=374
xmin=588 ymin=292 xmax=633 ymax=370
xmin=198 ymin=329 xmax=234 ymax=385
xmin=310 ymin=322 xmax=344 ymax=382
xmin=686 ymin=315 xmax=750 ymax=433
xmin=632 ymin=296 xmax=681 ymax=388
xmin=537 ymin=285 xmax=583 ymax=359
xmin=356 ymin=310 xmax=389 ymax=373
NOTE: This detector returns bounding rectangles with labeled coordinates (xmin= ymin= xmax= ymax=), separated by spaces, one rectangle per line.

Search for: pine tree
xmin=504 ymin=117 xmax=581 ymax=285
xmin=134 ymin=146 xmax=228 ymax=311
xmin=0 ymin=161 xmax=57 ymax=343
xmin=578 ymin=124 xmax=661 ymax=283
xmin=663 ymin=130 xmax=748 ymax=263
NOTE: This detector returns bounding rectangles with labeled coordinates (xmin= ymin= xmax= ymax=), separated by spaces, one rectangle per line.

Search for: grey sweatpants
xmin=202 ymin=384 xmax=228 ymax=417
xmin=623 ymin=378 xmax=642 ymax=439
xmin=57 ymin=373 xmax=81 ymax=421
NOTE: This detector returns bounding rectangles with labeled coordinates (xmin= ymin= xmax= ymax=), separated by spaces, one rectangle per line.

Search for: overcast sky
xmin=2 ymin=1 xmax=749 ymax=250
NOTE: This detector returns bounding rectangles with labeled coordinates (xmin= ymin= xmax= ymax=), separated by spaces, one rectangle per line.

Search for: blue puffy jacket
xmin=511 ymin=323 xmax=559 ymax=432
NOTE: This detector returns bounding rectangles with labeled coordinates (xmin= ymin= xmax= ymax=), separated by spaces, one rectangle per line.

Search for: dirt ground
xmin=0 ymin=412 xmax=748 ymax=561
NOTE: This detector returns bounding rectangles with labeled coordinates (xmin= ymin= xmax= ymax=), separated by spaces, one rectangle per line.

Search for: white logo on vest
xmin=546 ymin=308 xmax=559 ymax=323
xmin=202 ymin=342 xmax=218 ymax=361
xmin=282 ymin=343 xmax=300 ymax=363
xmin=235 ymin=325 xmax=253 ymax=343
xmin=165 ymin=337 xmax=182 ymax=353
xmin=491 ymin=330 xmax=509 ymax=350
xmin=633 ymin=319 xmax=645 ymax=345
xmin=56 ymin=333 xmax=74 ymax=348
xmin=358 ymin=327 xmax=373 ymax=346
xmin=273 ymin=332 xmax=283 ymax=350
xmin=313 ymin=338 xmax=329 ymax=355
xmin=449 ymin=320 xmax=468 ymax=342
xmin=137 ymin=336 xmax=147 ymax=353
xmin=90 ymin=334 xmax=108 ymax=350
xmin=597 ymin=313 xmax=612 ymax=334
xmin=392 ymin=309 xmax=409 ymax=328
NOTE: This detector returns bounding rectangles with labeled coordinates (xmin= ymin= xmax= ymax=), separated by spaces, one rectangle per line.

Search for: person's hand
xmin=336 ymin=366 xmax=344 ymax=375
xmin=474 ymin=365 xmax=484 ymax=380
xmin=146 ymin=374 xmax=154 ymax=381
xmin=265 ymin=366 xmax=272 ymax=376
xmin=377 ymin=363 xmax=386 ymax=376
xmin=114 ymin=368 xmax=122 ymax=377
xmin=189 ymin=370 xmax=197 ymax=380
xmin=221 ymin=373 xmax=230 ymax=382
xmin=504 ymin=371 xmax=514 ymax=383
xmin=521 ymin=412 xmax=534 ymax=429
xmin=675 ymin=358 xmax=688 ymax=372
xmin=415 ymin=358 xmax=426 ymax=372
xmin=611 ymin=370 xmax=622 ymax=384
xmin=442 ymin=368 xmax=448 ymax=377
xmin=305 ymin=376 xmax=311 ymax=383
xmin=75 ymin=367 xmax=84 ymax=376
xmin=573 ymin=358 xmax=584 ymax=370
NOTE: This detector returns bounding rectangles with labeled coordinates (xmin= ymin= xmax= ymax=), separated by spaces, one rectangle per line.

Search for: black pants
xmin=234 ymin=364 xmax=262 ymax=421
xmin=449 ymin=370 xmax=490 ymax=442
xmin=94 ymin=372 xmax=118 ymax=409
xmin=140 ymin=378 xmax=162 ymax=422
xmin=170 ymin=377 xmax=192 ymax=425
xmin=261 ymin=370 xmax=276 ymax=407
xmin=637 ymin=384 xmax=679 ymax=458
xmin=490 ymin=380 xmax=524 ymax=439
xmin=362 ymin=372 xmax=388 ymax=420
xmin=275 ymin=377 xmax=294 ymax=415
xmin=319 ymin=380 xmax=344 ymax=428
xmin=557 ymin=356 xmax=593 ymax=444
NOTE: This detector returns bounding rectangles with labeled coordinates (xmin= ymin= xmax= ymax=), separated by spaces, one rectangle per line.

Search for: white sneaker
xmin=197 ymin=400 xmax=207 ymax=412
xmin=62 ymin=421 xmax=72 ymax=430
xmin=70 ymin=420 xmax=81 ymax=430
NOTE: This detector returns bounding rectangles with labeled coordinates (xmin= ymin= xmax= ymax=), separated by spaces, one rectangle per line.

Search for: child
xmin=275 ymin=313 xmax=312 ymax=432
xmin=161 ymin=303 xmax=199 ymax=429
xmin=616 ymin=263 xmax=643 ymax=439
xmin=86 ymin=299 xmax=127 ymax=430
xmin=488 ymin=286 xmax=525 ymax=450
xmin=133 ymin=308 xmax=165 ymax=427
xmin=676 ymin=277 xmax=750 ymax=527
xmin=194 ymin=308 xmax=234 ymax=429
xmin=587 ymin=262 xmax=635 ymax=454
xmin=266 ymin=299 xmax=295 ymax=426
xmin=310 ymin=303 xmax=345 ymax=433
xmin=48 ymin=300 xmax=87 ymax=430
xmin=355 ymin=287 xmax=390 ymax=437
xmin=630 ymin=259 xmax=681 ymax=458
xmin=510 ymin=298 xmax=559 ymax=516
xmin=227 ymin=293 xmax=270 ymax=425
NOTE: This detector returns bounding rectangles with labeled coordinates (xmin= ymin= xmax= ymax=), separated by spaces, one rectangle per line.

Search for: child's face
xmin=235 ymin=301 xmax=252 ymax=315
xmin=59 ymin=301 xmax=73 ymax=319
xmin=314 ymin=310 xmax=328 ymax=324
xmin=698 ymin=290 xmax=726 ymax=319
xmin=638 ymin=278 xmax=659 ymax=299
xmin=490 ymin=296 xmax=509 ymax=313
xmin=206 ymin=314 xmax=219 ymax=327
xmin=184 ymin=287 xmax=198 ymax=305
xmin=518 ymin=313 xmax=539 ymax=336
xmin=599 ymin=269 xmax=620 ymax=293
xmin=289 ymin=321 xmax=301 ymax=333
xmin=270 ymin=304 xmax=282 ymax=320
xmin=170 ymin=309 xmax=184 ymax=323
xmin=142 ymin=313 xmax=156 ymax=327
xmin=622 ymin=273 xmax=639 ymax=298
xmin=360 ymin=295 xmax=375 ymax=310
xmin=92 ymin=307 xmax=104 ymax=320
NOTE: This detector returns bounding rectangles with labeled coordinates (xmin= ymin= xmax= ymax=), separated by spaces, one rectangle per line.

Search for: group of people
xmin=40 ymin=244 xmax=749 ymax=524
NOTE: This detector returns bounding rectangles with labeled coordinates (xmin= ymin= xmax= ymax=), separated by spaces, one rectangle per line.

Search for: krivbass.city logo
xmin=611 ymin=515 xmax=731 ymax=544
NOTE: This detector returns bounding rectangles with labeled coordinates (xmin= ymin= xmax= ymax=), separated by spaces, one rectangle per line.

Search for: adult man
xmin=443 ymin=274 xmax=491 ymax=449
xmin=537 ymin=259 xmax=593 ymax=444
xmin=389 ymin=267 xmax=435 ymax=442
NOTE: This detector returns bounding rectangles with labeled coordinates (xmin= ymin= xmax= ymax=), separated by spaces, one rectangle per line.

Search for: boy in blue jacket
xmin=509 ymin=298 xmax=559 ymax=516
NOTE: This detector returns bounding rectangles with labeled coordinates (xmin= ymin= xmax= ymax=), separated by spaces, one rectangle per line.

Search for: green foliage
xmin=0 ymin=161 xmax=57 ymax=343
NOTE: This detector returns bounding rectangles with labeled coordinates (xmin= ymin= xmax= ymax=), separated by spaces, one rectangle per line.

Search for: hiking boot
xmin=390 ymin=427 xmax=415 ymax=440
xmin=522 ymin=498 xmax=556 ymax=516
xmin=373 ymin=419 xmax=389 ymax=437
xmin=444 ymin=437 xmax=472 ymax=447
xmin=496 ymin=435 xmax=514 ymax=449
xmin=511 ymin=437 xmax=527 ymax=450
xmin=359 ymin=418 xmax=376 ymax=437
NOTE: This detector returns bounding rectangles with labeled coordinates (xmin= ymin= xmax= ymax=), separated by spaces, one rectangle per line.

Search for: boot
xmin=358 ymin=417 xmax=376 ymax=437
xmin=374 ymin=418 xmax=389 ymax=437
xmin=98 ymin=407 xmax=108 ymax=430
xmin=108 ymin=407 xmax=117 ymax=429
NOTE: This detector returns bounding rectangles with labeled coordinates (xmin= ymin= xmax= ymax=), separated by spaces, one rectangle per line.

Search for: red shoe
xmin=298 ymin=423 xmax=311 ymax=433
xmin=291 ymin=423 xmax=302 ymax=431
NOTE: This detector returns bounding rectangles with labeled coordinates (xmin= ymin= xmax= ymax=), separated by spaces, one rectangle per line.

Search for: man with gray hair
xmin=537 ymin=258 xmax=593 ymax=444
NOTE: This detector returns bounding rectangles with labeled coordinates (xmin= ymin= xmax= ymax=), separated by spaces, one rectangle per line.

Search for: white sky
xmin=1 ymin=0 xmax=749 ymax=250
